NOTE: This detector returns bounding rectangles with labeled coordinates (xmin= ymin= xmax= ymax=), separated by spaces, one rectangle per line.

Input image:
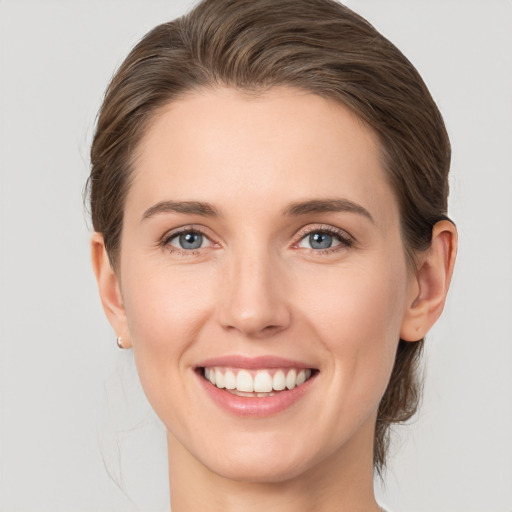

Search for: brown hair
xmin=87 ymin=0 xmax=451 ymax=473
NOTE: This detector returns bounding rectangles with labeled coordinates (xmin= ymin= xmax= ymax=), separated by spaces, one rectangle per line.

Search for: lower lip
xmin=196 ymin=370 xmax=316 ymax=417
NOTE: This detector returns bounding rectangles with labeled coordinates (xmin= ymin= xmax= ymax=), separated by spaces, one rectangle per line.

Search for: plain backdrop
xmin=1 ymin=1 xmax=511 ymax=511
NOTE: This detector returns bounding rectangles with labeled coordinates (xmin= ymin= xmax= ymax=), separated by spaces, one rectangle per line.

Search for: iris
xmin=309 ymin=232 xmax=333 ymax=249
xmin=179 ymin=232 xmax=203 ymax=250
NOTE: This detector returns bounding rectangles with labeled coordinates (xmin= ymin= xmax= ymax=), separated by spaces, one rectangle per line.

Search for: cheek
xmin=120 ymin=264 xmax=216 ymax=412
xmin=297 ymin=258 xmax=408 ymax=410
xmin=300 ymin=257 xmax=407 ymax=341
xmin=123 ymin=263 xmax=214 ymax=345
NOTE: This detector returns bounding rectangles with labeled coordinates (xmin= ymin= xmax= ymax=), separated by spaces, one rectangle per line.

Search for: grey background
xmin=1 ymin=1 xmax=511 ymax=511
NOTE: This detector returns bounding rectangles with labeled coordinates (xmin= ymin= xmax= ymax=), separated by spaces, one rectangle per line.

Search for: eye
xmin=300 ymin=232 xmax=339 ymax=250
xmin=296 ymin=227 xmax=353 ymax=251
xmin=167 ymin=230 xmax=210 ymax=250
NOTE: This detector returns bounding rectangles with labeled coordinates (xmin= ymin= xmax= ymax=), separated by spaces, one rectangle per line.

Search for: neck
xmin=167 ymin=417 xmax=381 ymax=512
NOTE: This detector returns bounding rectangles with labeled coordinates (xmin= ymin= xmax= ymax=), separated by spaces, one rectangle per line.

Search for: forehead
xmin=127 ymin=86 xmax=398 ymax=226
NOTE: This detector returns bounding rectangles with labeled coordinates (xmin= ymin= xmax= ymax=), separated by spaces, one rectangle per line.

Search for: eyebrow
xmin=141 ymin=197 xmax=374 ymax=223
xmin=141 ymin=200 xmax=220 ymax=221
xmin=282 ymin=198 xmax=374 ymax=223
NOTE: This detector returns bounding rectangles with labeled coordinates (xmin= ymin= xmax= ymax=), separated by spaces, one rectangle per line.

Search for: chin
xmin=209 ymin=455 xmax=313 ymax=484
xmin=193 ymin=431 xmax=325 ymax=484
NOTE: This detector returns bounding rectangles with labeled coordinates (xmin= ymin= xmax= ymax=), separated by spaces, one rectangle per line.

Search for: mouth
xmin=198 ymin=366 xmax=317 ymax=397
xmin=194 ymin=356 xmax=319 ymax=416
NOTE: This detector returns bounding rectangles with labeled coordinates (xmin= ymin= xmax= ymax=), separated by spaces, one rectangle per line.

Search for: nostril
xmin=221 ymin=319 xmax=287 ymax=338
xmin=262 ymin=324 xmax=283 ymax=333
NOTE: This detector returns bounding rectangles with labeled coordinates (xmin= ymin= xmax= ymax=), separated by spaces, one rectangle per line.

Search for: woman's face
xmin=116 ymin=87 xmax=418 ymax=482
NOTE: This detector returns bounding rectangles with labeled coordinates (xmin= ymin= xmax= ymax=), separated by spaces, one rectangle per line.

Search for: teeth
xmin=203 ymin=367 xmax=314 ymax=394
xmin=224 ymin=370 xmax=236 ymax=390
xmin=215 ymin=369 xmax=224 ymax=389
xmin=254 ymin=371 xmax=273 ymax=392
xmin=286 ymin=369 xmax=297 ymax=390
xmin=236 ymin=370 xmax=254 ymax=392
xmin=272 ymin=370 xmax=286 ymax=391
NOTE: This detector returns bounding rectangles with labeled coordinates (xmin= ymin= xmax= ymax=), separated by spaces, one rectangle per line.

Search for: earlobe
xmin=400 ymin=220 xmax=458 ymax=342
xmin=90 ymin=233 xmax=132 ymax=348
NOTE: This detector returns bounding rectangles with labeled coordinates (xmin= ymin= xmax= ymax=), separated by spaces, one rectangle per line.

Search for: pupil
xmin=310 ymin=232 xmax=332 ymax=249
xmin=179 ymin=232 xmax=202 ymax=249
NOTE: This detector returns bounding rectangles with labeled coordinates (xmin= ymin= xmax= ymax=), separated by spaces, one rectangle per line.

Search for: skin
xmin=92 ymin=87 xmax=457 ymax=512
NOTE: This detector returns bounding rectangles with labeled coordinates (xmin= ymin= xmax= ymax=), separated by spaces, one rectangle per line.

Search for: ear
xmin=400 ymin=220 xmax=458 ymax=342
xmin=91 ymin=233 xmax=132 ymax=348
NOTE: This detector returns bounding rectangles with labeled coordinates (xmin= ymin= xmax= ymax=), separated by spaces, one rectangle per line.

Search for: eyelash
xmin=159 ymin=226 xmax=213 ymax=257
xmin=294 ymin=225 xmax=354 ymax=254
xmin=160 ymin=224 xmax=354 ymax=257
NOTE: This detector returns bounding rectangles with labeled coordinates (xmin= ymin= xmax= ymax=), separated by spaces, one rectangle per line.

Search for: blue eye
xmin=169 ymin=231 xmax=206 ymax=250
xmin=297 ymin=229 xmax=350 ymax=251
xmin=308 ymin=232 xmax=336 ymax=249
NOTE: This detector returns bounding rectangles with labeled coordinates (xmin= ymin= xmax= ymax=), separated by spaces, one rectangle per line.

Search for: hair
xmin=87 ymin=0 xmax=451 ymax=474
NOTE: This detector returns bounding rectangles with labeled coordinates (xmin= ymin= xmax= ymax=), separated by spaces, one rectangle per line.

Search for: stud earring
xmin=116 ymin=336 xmax=124 ymax=349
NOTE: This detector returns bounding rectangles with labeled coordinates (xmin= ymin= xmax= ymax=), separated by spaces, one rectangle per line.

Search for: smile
xmin=195 ymin=356 xmax=319 ymax=416
xmin=202 ymin=367 xmax=314 ymax=396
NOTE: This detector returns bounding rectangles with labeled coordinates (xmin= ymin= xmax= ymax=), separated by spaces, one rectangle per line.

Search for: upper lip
xmin=196 ymin=355 xmax=316 ymax=370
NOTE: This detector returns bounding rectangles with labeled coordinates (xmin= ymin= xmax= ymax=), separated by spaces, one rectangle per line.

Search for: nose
xmin=217 ymin=248 xmax=292 ymax=338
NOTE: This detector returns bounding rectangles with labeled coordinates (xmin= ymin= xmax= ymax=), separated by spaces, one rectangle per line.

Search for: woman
xmin=88 ymin=0 xmax=457 ymax=510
